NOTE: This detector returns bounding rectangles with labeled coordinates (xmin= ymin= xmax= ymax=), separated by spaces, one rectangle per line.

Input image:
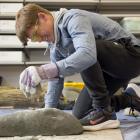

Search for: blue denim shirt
xmin=45 ymin=9 xmax=140 ymax=108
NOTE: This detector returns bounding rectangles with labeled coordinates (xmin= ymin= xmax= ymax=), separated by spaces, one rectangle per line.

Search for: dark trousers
xmin=73 ymin=40 xmax=140 ymax=119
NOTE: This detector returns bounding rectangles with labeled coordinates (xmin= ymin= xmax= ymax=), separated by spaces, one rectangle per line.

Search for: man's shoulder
xmin=64 ymin=9 xmax=86 ymax=17
xmin=62 ymin=9 xmax=91 ymax=24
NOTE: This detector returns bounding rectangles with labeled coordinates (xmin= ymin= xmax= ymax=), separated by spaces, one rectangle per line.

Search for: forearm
xmin=56 ymin=48 xmax=97 ymax=77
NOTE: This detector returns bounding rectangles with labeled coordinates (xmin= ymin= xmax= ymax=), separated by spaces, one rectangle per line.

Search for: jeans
xmin=44 ymin=78 xmax=64 ymax=108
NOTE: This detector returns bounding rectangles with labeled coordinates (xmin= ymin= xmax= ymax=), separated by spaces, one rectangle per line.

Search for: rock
xmin=0 ymin=108 xmax=83 ymax=136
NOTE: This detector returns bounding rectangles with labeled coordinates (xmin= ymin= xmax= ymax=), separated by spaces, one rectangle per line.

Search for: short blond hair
xmin=15 ymin=3 xmax=51 ymax=46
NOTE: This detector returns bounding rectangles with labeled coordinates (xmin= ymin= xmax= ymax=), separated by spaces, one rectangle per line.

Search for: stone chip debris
xmin=0 ymin=108 xmax=83 ymax=136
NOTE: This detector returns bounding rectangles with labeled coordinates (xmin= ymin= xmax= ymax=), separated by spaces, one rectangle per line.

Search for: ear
xmin=38 ymin=12 xmax=47 ymax=23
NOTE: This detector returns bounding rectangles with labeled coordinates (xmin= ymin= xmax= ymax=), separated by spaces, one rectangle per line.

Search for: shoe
xmin=80 ymin=106 xmax=117 ymax=126
xmin=124 ymin=107 xmax=140 ymax=117
xmin=57 ymin=100 xmax=75 ymax=110
xmin=83 ymin=120 xmax=120 ymax=131
xmin=125 ymin=83 xmax=140 ymax=113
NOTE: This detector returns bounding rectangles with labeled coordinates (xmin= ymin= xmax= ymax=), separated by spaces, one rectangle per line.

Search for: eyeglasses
xmin=30 ymin=19 xmax=42 ymax=42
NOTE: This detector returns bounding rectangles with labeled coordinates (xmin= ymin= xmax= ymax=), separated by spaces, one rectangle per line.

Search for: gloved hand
xmin=19 ymin=63 xmax=58 ymax=98
xmin=19 ymin=66 xmax=41 ymax=98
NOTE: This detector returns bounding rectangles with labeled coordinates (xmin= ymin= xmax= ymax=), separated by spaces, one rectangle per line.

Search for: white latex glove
xmin=19 ymin=66 xmax=41 ymax=98
xmin=19 ymin=63 xmax=58 ymax=98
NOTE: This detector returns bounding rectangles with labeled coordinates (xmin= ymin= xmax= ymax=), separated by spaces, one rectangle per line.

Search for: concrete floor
xmin=0 ymin=108 xmax=139 ymax=140
xmin=0 ymin=128 xmax=123 ymax=140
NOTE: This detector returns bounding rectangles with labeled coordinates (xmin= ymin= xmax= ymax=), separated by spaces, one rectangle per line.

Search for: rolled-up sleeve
xmin=56 ymin=14 xmax=97 ymax=77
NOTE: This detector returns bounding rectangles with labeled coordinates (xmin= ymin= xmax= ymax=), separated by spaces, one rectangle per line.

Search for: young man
xmin=16 ymin=3 xmax=140 ymax=126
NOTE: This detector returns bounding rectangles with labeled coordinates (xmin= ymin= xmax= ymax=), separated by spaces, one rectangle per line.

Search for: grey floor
xmin=117 ymin=110 xmax=140 ymax=140
xmin=0 ymin=108 xmax=139 ymax=140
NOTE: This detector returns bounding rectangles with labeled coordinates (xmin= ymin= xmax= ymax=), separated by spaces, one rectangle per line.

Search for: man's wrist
xmin=36 ymin=63 xmax=59 ymax=79
xmin=36 ymin=66 xmax=47 ymax=79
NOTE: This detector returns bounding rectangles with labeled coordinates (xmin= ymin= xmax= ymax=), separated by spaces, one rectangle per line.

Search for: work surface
xmin=0 ymin=109 xmax=139 ymax=140
xmin=0 ymin=129 xmax=122 ymax=140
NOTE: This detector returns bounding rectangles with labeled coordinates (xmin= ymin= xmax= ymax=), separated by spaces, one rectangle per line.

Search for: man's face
xmin=27 ymin=12 xmax=55 ymax=43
